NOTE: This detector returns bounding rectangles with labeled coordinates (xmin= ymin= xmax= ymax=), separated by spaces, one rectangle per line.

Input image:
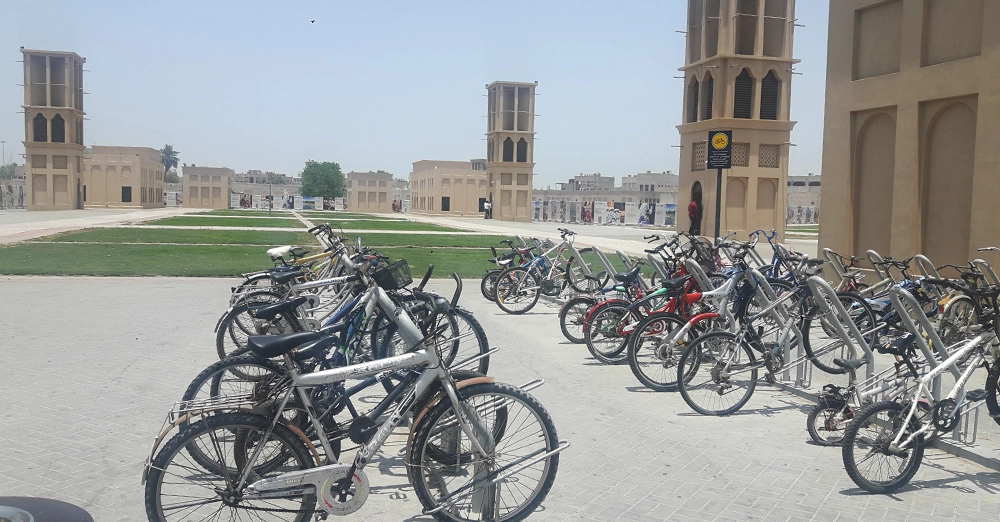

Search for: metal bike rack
xmin=867 ymin=250 xmax=890 ymax=281
xmin=972 ymin=258 xmax=1000 ymax=286
xmin=683 ymin=258 xmax=716 ymax=292
xmin=888 ymin=287 xmax=962 ymax=399
xmin=616 ymin=250 xmax=635 ymax=269
xmin=589 ymin=246 xmax=622 ymax=276
xmin=822 ymin=248 xmax=848 ymax=281
xmin=805 ymin=276 xmax=877 ymax=380
xmin=515 ymin=235 xmax=529 ymax=247
xmin=647 ymin=254 xmax=669 ymax=281
xmin=914 ymin=254 xmax=941 ymax=280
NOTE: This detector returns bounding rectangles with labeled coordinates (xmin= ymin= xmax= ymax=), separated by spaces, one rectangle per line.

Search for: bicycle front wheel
xmin=559 ymin=296 xmax=596 ymax=344
xmin=584 ymin=302 xmax=631 ymax=364
xmin=494 ymin=268 xmax=540 ymax=314
xmin=841 ymin=401 xmax=924 ymax=494
xmin=145 ymin=412 xmax=316 ymax=522
xmin=676 ymin=331 xmax=758 ymax=415
xmin=480 ymin=270 xmax=502 ymax=302
xmin=627 ymin=312 xmax=691 ymax=392
xmin=566 ymin=247 xmax=608 ymax=293
xmin=408 ymin=382 xmax=560 ymax=522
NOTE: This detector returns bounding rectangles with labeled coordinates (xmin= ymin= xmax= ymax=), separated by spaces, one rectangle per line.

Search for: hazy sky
xmin=0 ymin=1 xmax=829 ymax=187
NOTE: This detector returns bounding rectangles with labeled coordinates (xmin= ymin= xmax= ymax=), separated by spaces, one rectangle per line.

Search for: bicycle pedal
xmin=965 ymin=389 xmax=987 ymax=402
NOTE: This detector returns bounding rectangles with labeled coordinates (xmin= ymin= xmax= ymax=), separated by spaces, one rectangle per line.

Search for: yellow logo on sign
xmin=712 ymin=132 xmax=729 ymax=150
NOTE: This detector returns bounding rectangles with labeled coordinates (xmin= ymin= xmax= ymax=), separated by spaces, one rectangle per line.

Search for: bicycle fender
xmin=406 ymin=376 xmax=496 ymax=451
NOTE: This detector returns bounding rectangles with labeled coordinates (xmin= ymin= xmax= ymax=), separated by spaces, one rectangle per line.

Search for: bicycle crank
xmin=247 ymin=464 xmax=370 ymax=516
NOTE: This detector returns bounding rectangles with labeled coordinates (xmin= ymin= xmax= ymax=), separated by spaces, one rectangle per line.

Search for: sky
xmin=0 ymin=1 xmax=829 ymax=187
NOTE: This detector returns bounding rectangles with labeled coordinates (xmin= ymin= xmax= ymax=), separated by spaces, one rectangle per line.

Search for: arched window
xmin=502 ymin=137 xmax=514 ymax=162
xmin=688 ymin=79 xmax=700 ymax=123
xmin=760 ymin=71 xmax=780 ymax=120
xmin=516 ymin=138 xmax=527 ymax=162
xmin=734 ymin=69 xmax=753 ymax=119
xmin=33 ymin=113 xmax=47 ymax=142
xmin=51 ymin=114 xmax=66 ymax=143
xmin=702 ymin=74 xmax=714 ymax=120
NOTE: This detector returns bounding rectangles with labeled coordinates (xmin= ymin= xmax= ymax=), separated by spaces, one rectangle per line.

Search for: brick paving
xmin=1 ymin=276 xmax=999 ymax=521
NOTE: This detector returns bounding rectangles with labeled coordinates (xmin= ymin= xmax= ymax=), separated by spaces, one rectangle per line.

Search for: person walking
xmin=484 ymin=200 xmax=492 ymax=219
xmin=688 ymin=199 xmax=701 ymax=236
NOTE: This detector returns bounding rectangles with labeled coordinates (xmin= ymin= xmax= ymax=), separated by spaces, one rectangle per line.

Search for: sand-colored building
xmin=346 ymin=171 xmax=392 ymax=213
xmin=818 ymin=0 xmax=999 ymax=265
xmin=677 ymin=0 xmax=797 ymax=238
xmin=82 ymin=146 xmax=164 ymax=208
xmin=410 ymin=160 xmax=489 ymax=215
xmin=486 ymin=81 xmax=536 ymax=222
xmin=21 ymin=49 xmax=86 ymax=210
xmin=183 ymin=166 xmax=232 ymax=209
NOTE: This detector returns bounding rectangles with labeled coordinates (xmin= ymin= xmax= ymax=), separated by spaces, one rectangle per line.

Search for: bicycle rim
xmin=677 ymin=332 xmax=758 ymax=415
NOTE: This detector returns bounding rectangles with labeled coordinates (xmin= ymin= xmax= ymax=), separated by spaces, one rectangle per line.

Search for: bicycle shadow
xmin=838 ymin=455 xmax=1000 ymax=497
xmin=674 ymin=398 xmax=811 ymax=418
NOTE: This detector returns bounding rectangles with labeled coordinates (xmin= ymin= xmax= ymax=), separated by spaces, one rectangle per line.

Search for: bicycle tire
xmin=145 ymin=412 xmax=316 ymax=522
xmin=559 ymin=296 xmax=596 ymax=344
xmin=841 ymin=401 xmax=924 ymax=494
xmin=801 ymin=292 xmax=876 ymax=375
xmin=806 ymin=403 xmax=851 ymax=446
xmin=216 ymin=297 xmax=296 ymax=360
xmin=626 ymin=312 xmax=691 ymax=392
xmin=566 ymin=247 xmax=609 ymax=293
xmin=494 ymin=267 xmax=540 ymax=314
xmin=676 ymin=331 xmax=758 ymax=416
xmin=480 ymin=270 xmax=502 ymax=302
xmin=986 ymin=361 xmax=1000 ymax=427
xmin=583 ymin=302 xmax=631 ymax=364
xmin=380 ymin=308 xmax=490 ymax=374
xmin=408 ymin=382 xmax=560 ymax=522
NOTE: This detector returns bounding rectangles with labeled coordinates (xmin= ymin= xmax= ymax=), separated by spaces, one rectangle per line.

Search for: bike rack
xmin=682 ymin=258 xmax=716 ymax=292
xmin=822 ymin=248 xmax=848 ymax=281
xmin=888 ymin=287 xmax=962 ymax=399
xmin=913 ymin=254 xmax=941 ymax=280
xmin=805 ymin=276 xmax=877 ymax=380
xmin=589 ymin=246 xmax=623 ymax=277
xmin=515 ymin=235 xmax=529 ymax=247
xmin=867 ymin=250 xmax=890 ymax=281
xmin=647 ymin=254 xmax=669 ymax=281
xmin=972 ymin=258 xmax=1000 ymax=286
xmin=616 ymin=250 xmax=635 ymax=270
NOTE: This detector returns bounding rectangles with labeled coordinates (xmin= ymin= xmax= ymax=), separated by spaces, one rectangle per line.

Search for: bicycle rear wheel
xmin=676 ymin=331 xmax=758 ymax=415
xmin=494 ymin=268 xmax=540 ymax=314
xmin=145 ymin=412 xmax=316 ymax=522
xmin=627 ymin=312 xmax=691 ymax=392
xmin=566 ymin=247 xmax=608 ymax=293
xmin=584 ymin=303 xmax=630 ymax=364
xmin=559 ymin=296 xmax=596 ymax=344
xmin=480 ymin=270 xmax=502 ymax=302
xmin=841 ymin=401 xmax=924 ymax=494
xmin=408 ymin=382 xmax=560 ymax=522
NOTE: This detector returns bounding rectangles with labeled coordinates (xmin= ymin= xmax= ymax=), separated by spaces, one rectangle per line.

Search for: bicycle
xmin=144 ymin=266 xmax=568 ymax=521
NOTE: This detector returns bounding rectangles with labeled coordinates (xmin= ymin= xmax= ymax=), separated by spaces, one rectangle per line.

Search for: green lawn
xmin=298 ymin=211 xmax=396 ymax=220
xmin=146 ymin=216 xmax=305 ymax=228
xmin=355 ymin=234 xmax=506 ymax=248
xmin=375 ymin=248 xmax=496 ymax=279
xmin=37 ymin=228 xmax=316 ymax=246
xmin=0 ymin=243 xmax=276 ymax=276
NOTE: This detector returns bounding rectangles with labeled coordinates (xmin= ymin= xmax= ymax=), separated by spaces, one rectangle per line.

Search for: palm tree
xmin=160 ymin=145 xmax=179 ymax=176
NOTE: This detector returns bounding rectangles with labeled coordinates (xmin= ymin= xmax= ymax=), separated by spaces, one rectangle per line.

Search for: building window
xmin=212 ymin=176 xmax=221 ymax=183
xmin=51 ymin=114 xmax=66 ymax=143
xmin=516 ymin=138 xmax=528 ymax=162
xmin=501 ymin=173 xmax=512 ymax=185
xmin=517 ymin=173 xmax=529 ymax=185
xmin=688 ymin=0 xmax=703 ymax=63
xmin=734 ymin=69 xmax=753 ymax=119
xmin=760 ymin=71 xmax=780 ymax=120
xmin=692 ymin=141 xmax=707 ymax=171
xmin=32 ymin=155 xmax=46 ymax=168
xmin=212 ymin=187 xmax=222 ymax=199
xmin=759 ymin=144 xmax=780 ymax=168
xmin=735 ymin=0 xmax=759 ymax=55
xmin=702 ymin=75 xmax=714 ymax=120
xmin=33 ymin=114 xmax=47 ymax=142
xmin=189 ymin=186 xmax=197 ymax=201
xmin=502 ymin=138 xmax=514 ymax=162
xmin=688 ymin=79 xmax=700 ymax=123
xmin=763 ymin=0 xmax=787 ymax=57
xmin=52 ymin=156 xmax=68 ymax=169
xmin=122 ymin=186 xmax=132 ymax=203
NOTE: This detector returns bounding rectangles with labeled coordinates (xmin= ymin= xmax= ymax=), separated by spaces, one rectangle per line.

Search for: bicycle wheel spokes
xmin=494 ymin=268 xmax=540 ymax=314
xmin=628 ymin=315 xmax=687 ymax=391
xmin=148 ymin=414 xmax=315 ymax=522
xmin=677 ymin=332 xmax=758 ymax=416
xmin=411 ymin=383 xmax=559 ymax=522
xmin=585 ymin=305 xmax=630 ymax=363
xmin=842 ymin=402 xmax=923 ymax=494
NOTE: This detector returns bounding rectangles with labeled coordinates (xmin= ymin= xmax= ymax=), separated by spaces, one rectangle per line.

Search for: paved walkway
xmin=1 ymin=276 xmax=998 ymax=521
xmin=0 ymin=208 xmax=201 ymax=244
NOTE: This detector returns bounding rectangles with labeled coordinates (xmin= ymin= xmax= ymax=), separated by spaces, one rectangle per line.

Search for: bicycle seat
xmin=270 ymin=270 xmax=303 ymax=285
xmin=833 ymin=358 xmax=867 ymax=371
xmin=248 ymin=331 xmax=323 ymax=359
xmin=614 ymin=265 xmax=642 ymax=284
xmin=249 ymin=295 xmax=310 ymax=321
xmin=267 ymin=245 xmax=294 ymax=260
xmin=660 ymin=275 xmax=692 ymax=293
xmin=877 ymin=333 xmax=915 ymax=357
xmin=585 ymin=270 xmax=607 ymax=282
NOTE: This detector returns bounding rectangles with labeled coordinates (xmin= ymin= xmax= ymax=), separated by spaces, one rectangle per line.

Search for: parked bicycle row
xmin=479 ymin=228 xmax=1000 ymax=494
xmin=142 ymin=223 xmax=568 ymax=522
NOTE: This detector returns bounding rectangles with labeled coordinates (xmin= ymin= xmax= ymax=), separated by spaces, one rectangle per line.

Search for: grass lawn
xmin=375 ymin=247 xmax=495 ymax=279
xmin=146 ymin=216 xmax=305 ymax=228
xmin=298 ymin=211 xmax=396 ymax=220
xmin=319 ymin=220 xmax=460 ymax=232
xmin=35 ymin=228 xmax=316 ymax=246
xmin=0 ymin=243 xmax=276 ymax=276
xmin=355 ymin=234 xmax=506 ymax=248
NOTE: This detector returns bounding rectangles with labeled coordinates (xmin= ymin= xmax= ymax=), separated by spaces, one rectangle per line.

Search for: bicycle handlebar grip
xmin=307 ymin=225 xmax=322 ymax=233
xmin=417 ymin=264 xmax=434 ymax=291
xmin=451 ymin=272 xmax=462 ymax=308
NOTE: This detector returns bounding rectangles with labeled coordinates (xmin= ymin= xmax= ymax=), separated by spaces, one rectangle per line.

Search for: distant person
xmin=484 ymin=200 xmax=492 ymax=219
xmin=688 ymin=199 xmax=701 ymax=235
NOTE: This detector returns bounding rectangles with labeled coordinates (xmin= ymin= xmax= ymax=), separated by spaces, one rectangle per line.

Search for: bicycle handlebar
xmin=416 ymin=264 xmax=434 ymax=291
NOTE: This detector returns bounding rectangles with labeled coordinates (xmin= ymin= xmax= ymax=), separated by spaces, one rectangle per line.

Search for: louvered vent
xmin=734 ymin=70 xmax=753 ymax=119
xmin=760 ymin=71 xmax=780 ymax=120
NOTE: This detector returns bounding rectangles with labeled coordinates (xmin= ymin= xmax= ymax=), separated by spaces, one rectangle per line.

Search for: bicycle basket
xmin=373 ymin=259 xmax=413 ymax=290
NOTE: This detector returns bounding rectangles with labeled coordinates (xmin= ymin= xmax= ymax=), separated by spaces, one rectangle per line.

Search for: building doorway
xmin=478 ymin=198 xmax=487 ymax=212
xmin=441 ymin=196 xmax=450 ymax=212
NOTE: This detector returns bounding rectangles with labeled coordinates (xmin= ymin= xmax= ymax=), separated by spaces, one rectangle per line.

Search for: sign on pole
xmin=707 ymin=131 xmax=732 ymax=169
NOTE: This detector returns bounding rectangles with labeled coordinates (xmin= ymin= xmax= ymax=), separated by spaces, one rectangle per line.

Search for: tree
xmin=160 ymin=145 xmax=179 ymax=177
xmin=265 ymin=171 xmax=286 ymax=185
xmin=164 ymin=169 xmax=180 ymax=183
xmin=300 ymin=160 xmax=345 ymax=198
xmin=0 ymin=162 xmax=16 ymax=179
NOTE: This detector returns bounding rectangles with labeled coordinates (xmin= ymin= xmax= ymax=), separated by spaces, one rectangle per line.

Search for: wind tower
xmin=21 ymin=49 xmax=86 ymax=210
xmin=485 ymin=81 xmax=536 ymax=222
xmin=677 ymin=0 xmax=796 ymax=237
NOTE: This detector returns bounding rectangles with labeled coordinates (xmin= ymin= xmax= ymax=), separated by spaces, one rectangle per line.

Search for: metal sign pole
xmin=714 ymin=167 xmax=722 ymax=241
